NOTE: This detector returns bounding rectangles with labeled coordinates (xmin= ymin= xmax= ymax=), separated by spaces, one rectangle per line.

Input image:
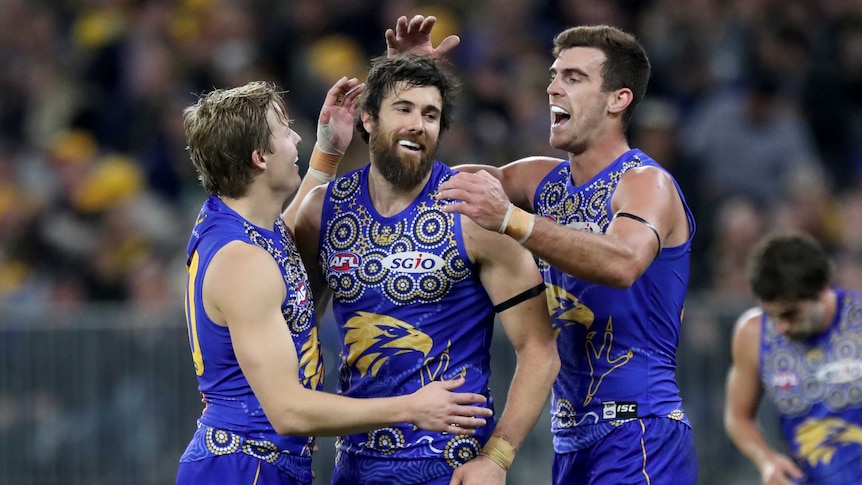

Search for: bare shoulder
xmin=498 ymin=156 xmax=565 ymax=208
xmin=204 ymin=240 xmax=285 ymax=323
xmin=730 ymin=307 xmax=764 ymax=358
xmin=298 ymin=183 xmax=328 ymax=213
xmin=295 ymin=184 xmax=327 ymax=233
xmin=503 ymin=156 xmax=565 ymax=178
xmin=618 ymin=164 xmax=676 ymax=189
xmin=733 ymin=307 xmax=763 ymax=338
xmin=208 ymin=241 xmax=282 ymax=285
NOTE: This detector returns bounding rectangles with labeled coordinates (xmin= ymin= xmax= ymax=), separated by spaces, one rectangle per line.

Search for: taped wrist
xmin=309 ymin=146 xmax=341 ymax=178
xmin=499 ymin=204 xmax=535 ymax=244
xmin=479 ymin=435 xmax=517 ymax=471
xmin=316 ymin=122 xmax=344 ymax=155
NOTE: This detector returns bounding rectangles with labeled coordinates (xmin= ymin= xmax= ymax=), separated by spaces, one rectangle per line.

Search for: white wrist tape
xmin=316 ymin=123 xmax=343 ymax=155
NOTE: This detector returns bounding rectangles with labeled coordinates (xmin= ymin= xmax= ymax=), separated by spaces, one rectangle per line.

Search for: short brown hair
xmin=183 ymin=81 xmax=289 ymax=198
xmin=553 ymin=25 xmax=651 ymax=129
xmin=747 ymin=233 xmax=831 ymax=302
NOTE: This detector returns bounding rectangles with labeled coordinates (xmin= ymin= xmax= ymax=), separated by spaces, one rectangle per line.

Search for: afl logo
xmin=382 ymin=252 xmax=444 ymax=273
xmin=295 ymin=281 xmax=310 ymax=305
xmin=329 ymin=253 xmax=361 ymax=272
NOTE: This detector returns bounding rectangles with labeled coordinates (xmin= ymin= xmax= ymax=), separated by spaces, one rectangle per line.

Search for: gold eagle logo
xmin=545 ymin=283 xmax=632 ymax=406
xmin=796 ymin=417 xmax=862 ymax=467
xmin=343 ymin=312 xmax=459 ymax=388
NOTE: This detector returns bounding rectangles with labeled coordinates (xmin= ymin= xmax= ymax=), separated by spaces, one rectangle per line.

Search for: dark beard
xmin=370 ymin=131 xmax=436 ymax=191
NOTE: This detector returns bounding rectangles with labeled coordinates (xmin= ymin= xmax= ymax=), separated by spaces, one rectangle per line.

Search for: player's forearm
xmin=492 ymin=344 xmax=560 ymax=448
xmin=726 ymin=417 xmax=777 ymax=472
xmin=523 ymin=216 xmax=646 ymax=288
xmin=268 ymin=389 xmax=413 ymax=436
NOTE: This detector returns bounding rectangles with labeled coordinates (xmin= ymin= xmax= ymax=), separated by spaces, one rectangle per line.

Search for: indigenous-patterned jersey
xmin=760 ymin=288 xmax=862 ymax=484
xmin=319 ymin=162 xmax=495 ymax=483
xmin=533 ymin=149 xmax=695 ymax=453
xmin=179 ymin=195 xmax=323 ymax=481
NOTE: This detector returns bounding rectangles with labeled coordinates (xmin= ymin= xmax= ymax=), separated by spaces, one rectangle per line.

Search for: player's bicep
xmin=469 ymin=223 xmax=553 ymax=348
xmin=608 ymin=167 xmax=680 ymax=262
xmin=207 ymin=243 xmax=301 ymax=405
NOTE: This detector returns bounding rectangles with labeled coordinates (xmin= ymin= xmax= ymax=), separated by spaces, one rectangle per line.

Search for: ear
xmin=251 ymin=149 xmax=267 ymax=170
xmin=607 ymin=88 xmax=633 ymax=116
xmin=360 ymin=110 xmax=374 ymax=134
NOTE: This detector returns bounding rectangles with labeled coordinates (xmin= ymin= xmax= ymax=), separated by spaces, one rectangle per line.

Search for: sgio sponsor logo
xmin=816 ymin=360 xmax=862 ymax=384
xmin=602 ymin=401 xmax=638 ymax=420
xmin=381 ymin=252 xmax=445 ymax=273
xmin=329 ymin=253 xmax=361 ymax=272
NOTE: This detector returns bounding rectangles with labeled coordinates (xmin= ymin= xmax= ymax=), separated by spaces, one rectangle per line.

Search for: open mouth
xmin=551 ymin=106 xmax=571 ymax=127
xmin=397 ymin=139 xmax=422 ymax=153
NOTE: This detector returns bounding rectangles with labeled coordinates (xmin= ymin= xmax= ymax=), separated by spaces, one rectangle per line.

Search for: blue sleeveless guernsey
xmin=532 ymin=149 xmax=695 ymax=453
xmin=318 ymin=162 xmax=496 ymax=484
xmin=178 ymin=195 xmax=323 ymax=484
xmin=760 ymin=288 xmax=862 ymax=484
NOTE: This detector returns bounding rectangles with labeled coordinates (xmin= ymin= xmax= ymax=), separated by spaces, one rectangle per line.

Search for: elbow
xmin=541 ymin=341 xmax=562 ymax=383
xmin=271 ymin=421 xmax=304 ymax=437
xmin=549 ymin=352 xmax=561 ymax=383
xmin=722 ymin=409 xmax=741 ymax=439
xmin=602 ymin=253 xmax=652 ymax=288
xmin=602 ymin=266 xmax=639 ymax=289
xmin=270 ymin=412 xmax=313 ymax=436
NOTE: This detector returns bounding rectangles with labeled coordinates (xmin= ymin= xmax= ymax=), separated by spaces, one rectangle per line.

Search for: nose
xmin=547 ymin=77 xmax=562 ymax=98
xmin=410 ymin=116 xmax=426 ymax=133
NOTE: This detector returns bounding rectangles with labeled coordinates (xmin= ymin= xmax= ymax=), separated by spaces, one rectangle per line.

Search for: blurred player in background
xmin=725 ymin=232 xmax=862 ymax=485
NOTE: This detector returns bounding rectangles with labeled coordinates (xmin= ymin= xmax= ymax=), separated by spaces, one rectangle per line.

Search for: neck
xmin=367 ymin=165 xmax=431 ymax=217
xmin=567 ymin=134 xmax=631 ymax=185
xmin=219 ymin=185 xmax=287 ymax=230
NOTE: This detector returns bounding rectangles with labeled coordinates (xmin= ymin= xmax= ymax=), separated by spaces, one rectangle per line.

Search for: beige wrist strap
xmin=501 ymin=205 xmax=535 ymax=245
xmin=309 ymin=146 xmax=341 ymax=177
xmin=479 ymin=435 xmax=517 ymax=471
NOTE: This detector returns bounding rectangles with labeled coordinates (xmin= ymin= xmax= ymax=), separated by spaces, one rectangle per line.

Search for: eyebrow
xmin=391 ymin=98 xmax=442 ymax=116
xmin=550 ymin=67 xmax=590 ymax=79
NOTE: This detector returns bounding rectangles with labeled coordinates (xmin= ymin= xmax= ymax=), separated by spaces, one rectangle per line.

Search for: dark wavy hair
xmin=747 ymin=232 xmax=832 ymax=302
xmin=355 ymin=54 xmax=460 ymax=144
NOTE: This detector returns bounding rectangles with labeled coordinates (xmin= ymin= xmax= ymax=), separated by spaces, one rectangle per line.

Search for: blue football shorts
xmin=552 ymin=417 xmax=697 ymax=485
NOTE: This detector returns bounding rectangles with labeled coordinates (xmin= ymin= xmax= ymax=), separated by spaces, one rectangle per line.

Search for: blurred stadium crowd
xmin=4 ymin=0 xmax=862 ymax=482
xmin=3 ymin=0 xmax=862 ymax=310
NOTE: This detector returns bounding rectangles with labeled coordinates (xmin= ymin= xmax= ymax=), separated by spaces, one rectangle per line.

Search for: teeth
xmin=398 ymin=140 xmax=420 ymax=150
xmin=551 ymin=106 xmax=569 ymax=116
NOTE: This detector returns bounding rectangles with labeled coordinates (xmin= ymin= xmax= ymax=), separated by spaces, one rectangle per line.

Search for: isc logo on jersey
xmin=329 ymin=253 xmax=361 ymax=272
xmin=602 ymin=401 xmax=638 ymax=420
xmin=381 ymin=252 xmax=445 ymax=273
